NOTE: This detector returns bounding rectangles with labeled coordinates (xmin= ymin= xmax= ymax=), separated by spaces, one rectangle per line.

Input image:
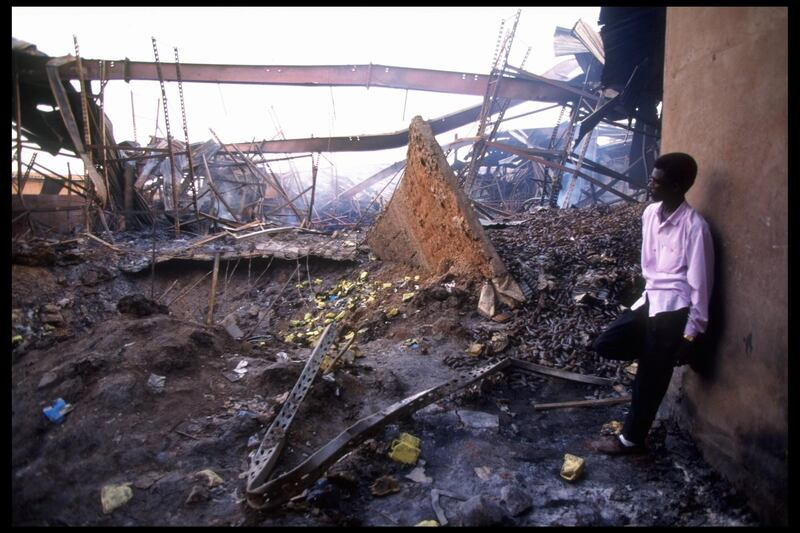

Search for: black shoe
xmin=590 ymin=435 xmax=647 ymax=455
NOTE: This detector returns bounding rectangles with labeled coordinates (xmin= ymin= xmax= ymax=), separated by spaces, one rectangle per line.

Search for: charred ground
xmin=11 ymin=204 xmax=758 ymax=526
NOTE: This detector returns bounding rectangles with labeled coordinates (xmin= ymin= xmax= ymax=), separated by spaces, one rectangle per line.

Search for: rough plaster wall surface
xmin=367 ymin=116 xmax=508 ymax=279
xmin=661 ymin=7 xmax=787 ymax=525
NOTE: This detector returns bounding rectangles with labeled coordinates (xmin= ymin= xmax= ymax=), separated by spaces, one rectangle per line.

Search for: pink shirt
xmin=630 ymin=200 xmax=714 ymax=337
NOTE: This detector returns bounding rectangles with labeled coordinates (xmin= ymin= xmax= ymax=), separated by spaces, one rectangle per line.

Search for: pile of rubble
xmin=486 ymin=202 xmax=646 ymax=380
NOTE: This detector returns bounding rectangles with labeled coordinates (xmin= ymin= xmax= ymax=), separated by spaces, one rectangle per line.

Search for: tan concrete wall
xmin=661 ymin=7 xmax=787 ymax=525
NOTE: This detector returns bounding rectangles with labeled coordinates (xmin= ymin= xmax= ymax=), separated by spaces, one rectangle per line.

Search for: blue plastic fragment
xmin=43 ymin=398 xmax=67 ymax=423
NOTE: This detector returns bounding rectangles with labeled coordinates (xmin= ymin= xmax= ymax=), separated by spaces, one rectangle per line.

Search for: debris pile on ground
xmin=481 ymin=203 xmax=646 ymax=380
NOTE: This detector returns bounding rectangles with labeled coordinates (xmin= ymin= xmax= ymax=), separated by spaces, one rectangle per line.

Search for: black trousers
xmin=592 ymin=301 xmax=689 ymax=444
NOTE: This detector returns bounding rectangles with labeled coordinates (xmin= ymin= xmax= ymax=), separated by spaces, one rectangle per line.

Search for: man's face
xmin=649 ymin=168 xmax=681 ymax=202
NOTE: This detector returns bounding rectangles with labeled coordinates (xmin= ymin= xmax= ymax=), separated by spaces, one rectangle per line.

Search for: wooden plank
xmin=533 ymin=395 xmax=631 ymax=411
xmin=232 ymin=226 xmax=297 ymax=241
xmin=84 ymin=232 xmax=123 ymax=252
xmin=509 ymin=358 xmax=614 ymax=386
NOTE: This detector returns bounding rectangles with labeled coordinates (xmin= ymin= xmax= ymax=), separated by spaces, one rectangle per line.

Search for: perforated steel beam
xmin=58 ymin=60 xmax=597 ymax=105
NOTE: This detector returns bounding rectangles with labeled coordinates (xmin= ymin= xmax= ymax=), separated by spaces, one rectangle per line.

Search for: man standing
xmin=590 ymin=152 xmax=714 ymax=454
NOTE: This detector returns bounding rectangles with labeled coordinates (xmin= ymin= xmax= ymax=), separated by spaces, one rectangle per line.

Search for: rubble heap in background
xmin=486 ymin=202 xmax=646 ymax=379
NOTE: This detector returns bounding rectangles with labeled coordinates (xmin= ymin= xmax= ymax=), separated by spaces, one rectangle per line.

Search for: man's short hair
xmin=653 ymin=152 xmax=697 ymax=193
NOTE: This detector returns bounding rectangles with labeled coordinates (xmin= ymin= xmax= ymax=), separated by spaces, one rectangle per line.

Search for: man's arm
xmin=629 ymin=205 xmax=654 ymax=311
xmin=684 ymin=220 xmax=714 ymax=337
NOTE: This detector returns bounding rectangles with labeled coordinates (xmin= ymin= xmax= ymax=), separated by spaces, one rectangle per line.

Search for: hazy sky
xmin=12 ymin=6 xmax=600 ymax=184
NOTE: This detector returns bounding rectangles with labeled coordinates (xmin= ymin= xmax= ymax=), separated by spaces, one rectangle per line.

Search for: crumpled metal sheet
xmin=117 ymin=231 xmax=359 ymax=273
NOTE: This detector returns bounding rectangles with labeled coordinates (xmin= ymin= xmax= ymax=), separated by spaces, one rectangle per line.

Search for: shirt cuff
xmin=683 ymin=325 xmax=701 ymax=338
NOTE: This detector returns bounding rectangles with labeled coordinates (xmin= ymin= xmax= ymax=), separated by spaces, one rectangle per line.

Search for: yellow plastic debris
xmin=560 ymin=453 xmax=585 ymax=482
xmin=335 ymin=310 xmax=347 ymax=321
xmin=465 ymin=343 xmax=484 ymax=356
xmin=196 ymin=469 xmax=224 ymax=487
xmin=316 ymin=300 xmax=327 ymax=309
xmin=402 ymin=292 xmax=415 ymax=302
xmin=399 ymin=432 xmax=421 ymax=448
xmin=624 ymin=362 xmax=638 ymax=376
xmin=414 ymin=275 xmax=420 ymax=282
xmin=386 ymin=308 xmax=399 ymax=318
xmin=389 ymin=433 xmax=421 ymax=465
xmin=324 ymin=318 xmax=333 ymax=325
xmin=12 ymin=335 xmax=23 ymax=344
xmin=382 ymin=282 xmax=393 ymax=289
xmin=313 ymin=278 xmax=323 ymax=285
xmin=289 ymin=320 xmax=303 ymax=327
xmin=344 ymin=331 xmax=356 ymax=340
xmin=325 ymin=312 xmax=336 ymax=319
xmin=366 ymin=296 xmax=376 ymax=304
xmin=415 ymin=520 xmax=439 ymax=527
xmin=101 ymin=483 xmax=133 ymax=514
xmin=304 ymin=313 xmax=313 ymax=321
xmin=360 ymin=271 xmax=369 ymax=281
xmin=284 ymin=333 xmax=296 ymax=343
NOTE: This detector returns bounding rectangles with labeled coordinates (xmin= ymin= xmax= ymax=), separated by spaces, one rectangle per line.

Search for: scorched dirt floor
xmin=11 ymin=206 xmax=759 ymax=526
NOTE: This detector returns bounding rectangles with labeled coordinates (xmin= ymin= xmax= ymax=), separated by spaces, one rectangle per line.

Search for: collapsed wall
xmin=367 ymin=116 xmax=525 ymax=311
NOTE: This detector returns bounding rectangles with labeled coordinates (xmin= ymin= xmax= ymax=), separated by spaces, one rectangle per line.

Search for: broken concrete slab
xmin=456 ymin=410 xmax=500 ymax=431
xmin=478 ymin=281 xmax=496 ymax=318
xmin=146 ymin=373 xmax=166 ymax=394
xmin=454 ymin=493 xmax=506 ymax=527
xmin=37 ymin=371 xmax=59 ymax=389
xmin=500 ymin=485 xmax=533 ymax=516
xmin=366 ymin=117 xmax=525 ymax=308
xmin=222 ymin=314 xmax=244 ymax=340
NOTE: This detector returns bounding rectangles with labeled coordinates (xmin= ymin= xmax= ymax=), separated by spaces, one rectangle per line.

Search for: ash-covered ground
xmin=11 ymin=204 xmax=759 ymax=526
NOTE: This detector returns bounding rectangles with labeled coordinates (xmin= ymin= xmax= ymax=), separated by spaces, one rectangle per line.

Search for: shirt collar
xmin=659 ymin=200 xmax=689 ymax=227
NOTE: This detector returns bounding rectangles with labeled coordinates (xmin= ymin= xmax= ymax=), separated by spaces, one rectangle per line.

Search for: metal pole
xmin=99 ymin=60 xmax=111 ymax=213
xmin=174 ymin=47 xmax=200 ymax=221
xmin=207 ymin=252 xmax=221 ymax=325
xmin=151 ymin=37 xmax=180 ymax=237
xmin=154 ymin=98 xmax=160 ymax=139
xmin=14 ymin=64 xmax=24 ymax=202
xmin=67 ymin=162 xmax=73 ymax=227
xmin=130 ymin=88 xmax=138 ymax=145
xmin=74 ymin=35 xmax=95 ymax=227
xmin=305 ymin=153 xmax=319 ymax=228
